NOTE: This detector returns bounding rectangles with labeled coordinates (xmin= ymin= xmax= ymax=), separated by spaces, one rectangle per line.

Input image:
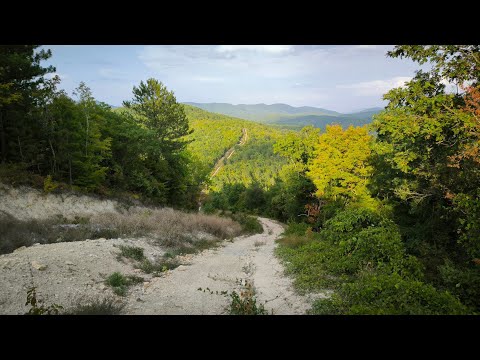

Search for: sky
xmin=42 ymin=45 xmax=424 ymax=113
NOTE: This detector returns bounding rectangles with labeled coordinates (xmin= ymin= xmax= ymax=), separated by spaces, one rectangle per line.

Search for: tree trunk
xmin=0 ymin=110 xmax=6 ymax=163
xmin=85 ymin=111 xmax=89 ymax=157
xmin=17 ymin=136 xmax=24 ymax=162
xmin=69 ymin=159 xmax=73 ymax=186
xmin=49 ymin=138 xmax=56 ymax=175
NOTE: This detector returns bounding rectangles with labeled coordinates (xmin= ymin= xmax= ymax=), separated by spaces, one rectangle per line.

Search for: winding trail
xmin=198 ymin=128 xmax=247 ymax=209
xmin=209 ymin=128 xmax=247 ymax=179
xmin=127 ymin=217 xmax=312 ymax=314
xmin=0 ymin=217 xmax=316 ymax=315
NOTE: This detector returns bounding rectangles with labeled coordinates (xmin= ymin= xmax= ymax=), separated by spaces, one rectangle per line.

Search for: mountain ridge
xmin=183 ymin=102 xmax=383 ymax=129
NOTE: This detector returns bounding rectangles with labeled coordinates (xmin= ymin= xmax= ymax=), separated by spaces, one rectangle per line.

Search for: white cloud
xmin=440 ymin=77 xmax=462 ymax=93
xmin=98 ymin=68 xmax=128 ymax=80
xmin=216 ymin=45 xmax=293 ymax=54
xmin=337 ymin=76 xmax=412 ymax=96
xmin=355 ymin=45 xmax=377 ymax=50
xmin=191 ymin=76 xmax=224 ymax=83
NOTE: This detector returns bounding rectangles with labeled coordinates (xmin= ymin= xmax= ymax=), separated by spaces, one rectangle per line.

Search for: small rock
xmin=136 ymin=297 xmax=144 ymax=302
xmin=97 ymin=238 xmax=106 ymax=241
xmin=32 ymin=243 xmax=41 ymax=247
xmin=31 ymin=261 xmax=47 ymax=271
xmin=133 ymin=269 xmax=142 ymax=274
xmin=65 ymin=261 xmax=74 ymax=266
xmin=14 ymin=246 xmax=27 ymax=253
xmin=143 ymin=282 xmax=151 ymax=289
xmin=99 ymin=284 xmax=106 ymax=290
xmin=177 ymin=265 xmax=187 ymax=271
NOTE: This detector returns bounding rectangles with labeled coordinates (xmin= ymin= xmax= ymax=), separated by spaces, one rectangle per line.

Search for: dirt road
xmin=209 ymin=128 xmax=247 ymax=179
xmin=0 ymin=217 xmax=316 ymax=315
xmin=127 ymin=217 xmax=311 ymax=314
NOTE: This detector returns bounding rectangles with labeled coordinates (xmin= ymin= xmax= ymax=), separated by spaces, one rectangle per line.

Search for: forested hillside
xmin=183 ymin=105 xmax=250 ymax=169
xmin=209 ymin=122 xmax=287 ymax=191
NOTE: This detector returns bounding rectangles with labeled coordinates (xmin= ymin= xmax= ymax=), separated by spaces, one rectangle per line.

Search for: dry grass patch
xmin=91 ymin=207 xmax=242 ymax=248
xmin=0 ymin=205 xmax=243 ymax=255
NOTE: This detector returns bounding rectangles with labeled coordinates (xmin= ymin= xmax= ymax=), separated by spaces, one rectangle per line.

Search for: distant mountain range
xmin=183 ymin=102 xmax=383 ymax=129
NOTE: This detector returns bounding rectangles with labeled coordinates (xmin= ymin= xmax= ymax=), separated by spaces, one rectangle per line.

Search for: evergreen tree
xmin=0 ymin=45 xmax=55 ymax=164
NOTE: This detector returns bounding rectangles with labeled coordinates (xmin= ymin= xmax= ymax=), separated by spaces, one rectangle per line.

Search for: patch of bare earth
xmin=0 ymin=217 xmax=315 ymax=314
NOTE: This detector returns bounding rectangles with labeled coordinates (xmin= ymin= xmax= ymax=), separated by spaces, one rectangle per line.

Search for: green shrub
xmin=43 ymin=175 xmax=58 ymax=194
xmin=276 ymin=239 xmax=343 ymax=292
xmin=229 ymin=213 xmax=263 ymax=234
xmin=310 ymin=273 xmax=469 ymax=315
xmin=323 ymin=207 xmax=384 ymax=234
xmin=276 ymin=209 xmax=425 ymax=296
xmin=137 ymin=258 xmax=180 ymax=276
xmin=118 ymin=245 xmax=145 ymax=261
xmin=438 ymin=260 xmax=480 ymax=311
xmin=283 ymin=222 xmax=310 ymax=236
xmin=276 ymin=234 xmax=311 ymax=249
xmin=64 ymin=297 xmax=125 ymax=315
xmin=229 ymin=287 xmax=268 ymax=315
xmin=105 ymin=272 xmax=144 ymax=296
xmin=199 ymin=280 xmax=269 ymax=315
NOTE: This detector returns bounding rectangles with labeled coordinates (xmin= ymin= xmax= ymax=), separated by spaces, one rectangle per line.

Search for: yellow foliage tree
xmin=307 ymin=125 xmax=373 ymax=203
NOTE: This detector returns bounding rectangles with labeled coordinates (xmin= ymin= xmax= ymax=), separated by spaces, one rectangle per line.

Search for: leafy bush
xmin=310 ymin=272 xmax=469 ymax=315
xmin=323 ymin=207 xmax=384 ymax=234
xmin=276 ymin=208 xmax=425 ymax=300
xmin=438 ymin=260 xmax=480 ymax=311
